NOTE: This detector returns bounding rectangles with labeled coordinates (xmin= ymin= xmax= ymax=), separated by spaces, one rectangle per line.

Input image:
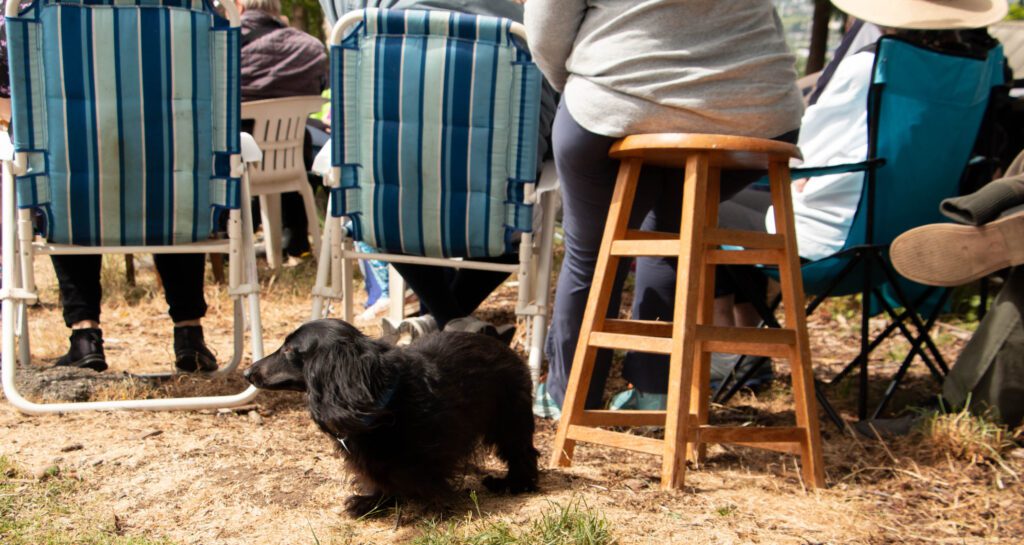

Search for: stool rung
xmin=577 ymin=409 xmax=684 ymax=427
xmin=589 ymin=331 xmax=673 ymax=354
xmin=690 ymin=425 xmax=805 ymax=445
xmin=694 ymin=325 xmax=795 ymax=358
xmin=601 ymin=318 xmax=673 ymax=338
xmin=610 ymin=239 xmax=677 ymax=257
xmin=704 ymin=227 xmax=786 ymax=250
xmin=706 ymin=248 xmax=784 ymax=266
xmin=567 ymin=425 xmax=664 ymax=456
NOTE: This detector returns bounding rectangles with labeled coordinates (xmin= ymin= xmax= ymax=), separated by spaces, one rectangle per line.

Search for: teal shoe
xmin=608 ymin=388 xmax=667 ymax=411
xmin=533 ymin=382 xmax=561 ymax=420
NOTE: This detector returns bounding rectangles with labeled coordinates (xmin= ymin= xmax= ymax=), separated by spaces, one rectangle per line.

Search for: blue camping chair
xmin=714 ymin=37 xmax=1006 ymax=422
xmin=309 ymin=8 xmax=559 ymax=382
xmin=1 ymin=0 xmax=265 ymax=413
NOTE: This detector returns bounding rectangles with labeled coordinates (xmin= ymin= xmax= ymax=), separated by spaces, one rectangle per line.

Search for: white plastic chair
xmin=242 ymin=96 xmax=327 ymax=269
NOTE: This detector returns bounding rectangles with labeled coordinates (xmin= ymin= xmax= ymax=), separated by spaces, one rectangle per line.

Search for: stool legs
xmin=769 ymin=160 xmax=826 ymax=487
xmin=687 ymin=165 xmax=720 ymax=466
xmin=550 ymin=158 xmax=643 ymax=468
xmin=550 ymin=148 xmax=825 ymax=491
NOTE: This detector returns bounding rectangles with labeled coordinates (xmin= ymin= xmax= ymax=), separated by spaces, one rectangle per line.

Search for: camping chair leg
xmin=875 ymin=257 xmax=950 ymax=374
xmin=870 ymin=291 xmax=950 ymax=419
xmin=858 ymin=251 xmax=874 ymax=419
xmin=238 ymin=169 xmax=265 ymax=364
xmin=712 ymin=355 xmax=770 ymax=404
xmin=816 ymin=380 xmax=846 ymax=430
xmin=526 ymin=189 xmax=558 ymax=385
xmin=16 ymin=207 xmax=34 ymax=366
xmin=341 ymin=237 xmax=354 ymax=322
xmin=872 ymin=288 xmax=945 ymax=384
xmin=873 ymin=288 xmax=949 ymax=383
xmin=387 ymin=265 xmax=404 ymax=323
xmin=310 ymin=202 xmax=340 ymax=321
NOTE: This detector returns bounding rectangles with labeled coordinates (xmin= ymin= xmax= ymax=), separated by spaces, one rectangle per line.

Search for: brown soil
xmin=1 ymin=257 xmax=1021 ymax=544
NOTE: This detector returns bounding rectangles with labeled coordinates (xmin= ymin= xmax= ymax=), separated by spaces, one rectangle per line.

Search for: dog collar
xmin=357 ymin=373 xmax=401 ymax=427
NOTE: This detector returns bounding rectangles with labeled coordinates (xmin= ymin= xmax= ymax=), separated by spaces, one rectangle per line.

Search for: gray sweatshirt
xmin=524 ymin=0 xmax=804 ymax=138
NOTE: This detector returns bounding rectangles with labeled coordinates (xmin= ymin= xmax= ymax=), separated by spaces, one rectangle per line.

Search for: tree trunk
xmin=806 ymin=0 xmax=832 ymax=75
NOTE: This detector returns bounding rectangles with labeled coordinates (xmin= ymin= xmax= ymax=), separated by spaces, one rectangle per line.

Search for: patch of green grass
xmin=411 ymin=496 xmax=616 ymax=545
xmin=0 ymin=455 xmax=175 ymax=545
xmin=714 ymin=504 xmax=737 ymax=517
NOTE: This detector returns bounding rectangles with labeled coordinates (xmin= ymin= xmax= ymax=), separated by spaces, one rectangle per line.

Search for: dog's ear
xmin=303 ymin=323 xmax=398 ymax=438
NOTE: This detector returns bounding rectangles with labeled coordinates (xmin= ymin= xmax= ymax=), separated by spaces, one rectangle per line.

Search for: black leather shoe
xmin=173 ymin=326 xmax=218 ymax=373
xmin=55 ymin=328 xmax=107 ymax=372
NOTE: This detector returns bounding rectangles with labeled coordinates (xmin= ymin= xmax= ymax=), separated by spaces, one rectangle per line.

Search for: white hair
xmin=241 ymin=0 xmax=282 ymax=16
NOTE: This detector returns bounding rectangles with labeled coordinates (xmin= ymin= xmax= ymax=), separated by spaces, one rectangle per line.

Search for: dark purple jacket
xmin=240 ymin=10 xmax=327 ymax=101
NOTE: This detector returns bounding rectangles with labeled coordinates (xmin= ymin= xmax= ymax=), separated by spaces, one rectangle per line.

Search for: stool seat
xmin=550 ymin=132 xmax=826 ymax=491
xmin=610 ymin=133 xmax=802 ymax=169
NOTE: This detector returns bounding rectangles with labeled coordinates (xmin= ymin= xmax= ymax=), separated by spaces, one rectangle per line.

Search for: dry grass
xmin=1 ymin=253 xmax=1023 ymax=544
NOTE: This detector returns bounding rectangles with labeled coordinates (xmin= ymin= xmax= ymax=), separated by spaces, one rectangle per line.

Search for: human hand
xmin=793 ymin=178 xmax=809 ymax=193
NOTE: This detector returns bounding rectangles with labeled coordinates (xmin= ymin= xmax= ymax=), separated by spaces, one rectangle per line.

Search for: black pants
xmin=715 ymin=186 xmax=773 ymax=304
xmin=50 ymin=254 xmax=207 ymax=327
xmin=392 ymin=255 xmax=518 ymax=329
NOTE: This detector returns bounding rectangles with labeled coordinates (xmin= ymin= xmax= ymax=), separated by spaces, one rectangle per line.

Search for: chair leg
xmin=550 ymin=158 xmax=643 ymax=469
xmin=663 ymin=153 xmax=712 ymax=490
xmin=687 ymin=166 xmax=720 ymax=465
xmin=769 ymin=160 xmax=826 ymax=488
xmin=298 ymin=182 xmax=322 ymax=260
xmin=387 ymin=265 xmax=405 ymax=323
xmin=311 ymin=204 xmax=339 ymax=321
xmin=259 ymin=194 xmax=283 ymax=270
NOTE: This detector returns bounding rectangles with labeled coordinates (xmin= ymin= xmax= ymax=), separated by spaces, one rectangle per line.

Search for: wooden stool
xmin=549 ymin=134 xmax=826 ymax=490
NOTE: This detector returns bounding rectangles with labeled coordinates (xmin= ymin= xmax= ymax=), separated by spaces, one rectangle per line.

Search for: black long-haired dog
xmin=244 ymin=319 xmax=539 ymax=516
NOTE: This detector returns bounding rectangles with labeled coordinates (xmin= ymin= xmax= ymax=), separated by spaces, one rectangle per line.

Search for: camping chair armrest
xmin=536 ymin=161 xmax=560 ymax=196
xmin=0 ymin=131 xmax=13 ymax=162
xmin=239 ymin=132 xmax=262 ymax=164
xmin=791 ymin=158 xmax=886 ymax=180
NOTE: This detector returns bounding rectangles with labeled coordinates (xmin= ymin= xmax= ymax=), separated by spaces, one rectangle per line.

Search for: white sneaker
xmin=401 ymin=315 xmax=439 ymax=339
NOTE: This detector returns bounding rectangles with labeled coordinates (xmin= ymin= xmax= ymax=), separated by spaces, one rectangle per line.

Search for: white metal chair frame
xmin=1 ymin=1 xmax=265 ymax=414
xmin=242 ymin=96 xmax=327 ymax=269
xmin=310 ymin=12 xmax=561 ymax=383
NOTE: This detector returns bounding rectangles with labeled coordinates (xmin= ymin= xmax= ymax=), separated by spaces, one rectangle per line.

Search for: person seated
xmin=51 ymin=254 xmax=216 ymax=373
xmin=708 ymin=0 xmax=1007 ymax=398
xmin=320 ymin=0 xmax=556 ymax=341
xmin=525 ymin=0 xmax=804 ymax=417
xmin=238 ymin=0 xmax=328 ymax=259
xmin=890 ymin=155 xmax=1024 ymax=431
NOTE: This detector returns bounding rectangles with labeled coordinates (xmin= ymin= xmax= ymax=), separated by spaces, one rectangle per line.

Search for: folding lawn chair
xmin=714 ymin=37 xmax=1006 ymax=423
xmin=1 ymin=0 xmax=265 ymax=413
xmin=309 ymin=8 xmax=559 ymax=383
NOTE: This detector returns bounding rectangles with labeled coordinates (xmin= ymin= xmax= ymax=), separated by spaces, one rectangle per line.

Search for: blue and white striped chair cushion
xmin=329 ymin=8 xmax=543 ymax=259
xmin=6 ymin=0 xmax=241 ymax=246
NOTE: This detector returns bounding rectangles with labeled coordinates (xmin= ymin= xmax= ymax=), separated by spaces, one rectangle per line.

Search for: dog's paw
xmin=482 ymin=475 xmax=538 ymax=495
xmin=344 ymin=494 xmax=394 ymax=518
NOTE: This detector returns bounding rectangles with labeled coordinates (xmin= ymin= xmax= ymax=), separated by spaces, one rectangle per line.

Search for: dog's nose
xmin=243 ymin=367 xmax=253 ymax=380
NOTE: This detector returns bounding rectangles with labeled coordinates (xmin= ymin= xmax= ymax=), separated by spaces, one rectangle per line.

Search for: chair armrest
xmin=536 ymin=160 xmax=560 ymax=195
xmin=0 ymin=131 xmax=13 ymax=162
xmin=791 ymin=158 xmax=886 ymax=180
xmin=239 ymin=132 xmax=262 ymax=164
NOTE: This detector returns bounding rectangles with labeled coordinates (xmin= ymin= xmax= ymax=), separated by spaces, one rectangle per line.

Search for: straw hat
xmin=831 ymin=0 xmax=1009 ymax=30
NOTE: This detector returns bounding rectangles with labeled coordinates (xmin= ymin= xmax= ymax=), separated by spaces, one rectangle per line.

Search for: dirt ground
xmin=1 ymin=256 xmax=1022 ymax=544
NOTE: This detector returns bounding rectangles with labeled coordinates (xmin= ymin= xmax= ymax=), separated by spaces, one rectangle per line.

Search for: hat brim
xmin=831 ymin=0 xmax=1008 ymax=30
